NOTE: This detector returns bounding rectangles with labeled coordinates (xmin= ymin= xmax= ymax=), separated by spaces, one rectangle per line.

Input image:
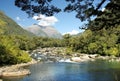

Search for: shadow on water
xmin=2 ymin=60 xmax=120 ymax=81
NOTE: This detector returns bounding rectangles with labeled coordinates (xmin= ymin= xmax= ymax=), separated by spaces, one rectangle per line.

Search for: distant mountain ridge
xmin=0 ymin=11 xmax=34 ymax=36
xmin=26 ymin=24 xmax=62 ymax=38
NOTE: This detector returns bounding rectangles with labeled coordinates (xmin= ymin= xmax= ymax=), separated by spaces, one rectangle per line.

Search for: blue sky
xmin=0 ymin=0 xmax=86 ymax=34
xmin=0 ymin=0 xmax=108 ymax=34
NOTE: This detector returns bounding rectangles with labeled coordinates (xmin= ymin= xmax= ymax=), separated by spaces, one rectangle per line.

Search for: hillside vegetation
xmin=0 ymin=11 xmax=34 ymax=36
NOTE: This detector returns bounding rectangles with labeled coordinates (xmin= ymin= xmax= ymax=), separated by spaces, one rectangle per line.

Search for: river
xmin=2 ymin=60 xmax=120 ymax=81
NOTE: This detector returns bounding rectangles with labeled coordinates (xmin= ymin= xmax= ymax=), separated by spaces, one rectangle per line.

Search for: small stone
xmin=71 ymin=57 xmax=81 ymax=62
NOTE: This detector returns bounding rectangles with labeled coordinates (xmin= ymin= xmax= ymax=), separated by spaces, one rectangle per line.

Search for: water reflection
xmin=2 ymin=60 xmax=120 ymax=81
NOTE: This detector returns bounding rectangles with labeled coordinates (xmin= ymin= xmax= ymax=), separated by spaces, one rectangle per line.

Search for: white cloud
xmin=16 ymin=16 xmax=25 ymax=21
xmin=16 ymin=17 xmax=21 ymax=21
xmin=32 ymin=14 xmax=58 ymax=26
xmin=63 ymin=30 xmax=79 ymax=35
xmin=32 ymin=16 xmax=39 ymax=20
xmin=102 ymin=8 xmax=105 ymax=12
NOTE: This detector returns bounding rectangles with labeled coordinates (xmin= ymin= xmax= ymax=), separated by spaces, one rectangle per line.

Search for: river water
xmin=2 ymin=60 xmax=120 ymax=81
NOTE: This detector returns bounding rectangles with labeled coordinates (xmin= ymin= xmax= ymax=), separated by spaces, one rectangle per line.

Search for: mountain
xmin=0 ymin=11 xmax=34 ymax=36
xmin=26 ymin=24 xmax=62 ymax=38
xmin=26 ymin=24 xmax=48 ymax=37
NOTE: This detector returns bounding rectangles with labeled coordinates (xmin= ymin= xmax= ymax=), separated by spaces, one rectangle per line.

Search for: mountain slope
xmin=26 ymin=24 xmax=48 ymax=37
xmin=0 ymin=11 xmax=34 ymax=36
xmin=26 ymin=24 xmax=62 ymax=38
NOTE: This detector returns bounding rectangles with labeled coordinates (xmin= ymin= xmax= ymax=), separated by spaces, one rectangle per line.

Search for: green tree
xmin=104 ymin=47 xmax=119 ymax=56
xmin=88 ymin=43 xmax=98 ymax=54
xmin=63 ymin=34 xmax=71 ymax=47
xmin=0 ymin=36 xmax=31 ymax=65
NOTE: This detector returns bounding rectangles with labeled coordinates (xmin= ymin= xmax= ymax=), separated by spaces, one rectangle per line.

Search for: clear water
xmin=2 ymin=60 xmax=120 ymax=81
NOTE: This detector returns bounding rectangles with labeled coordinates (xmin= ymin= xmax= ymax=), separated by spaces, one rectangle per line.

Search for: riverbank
xmin=30 ymin=47 xmax=120 ymax=63
xmin=0 ymin=59 xmax=37 ymax=77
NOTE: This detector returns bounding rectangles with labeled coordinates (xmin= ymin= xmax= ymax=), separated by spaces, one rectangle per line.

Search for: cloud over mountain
xmin=33 ymin=14 xmax=58 ymax=26
xmin=63 ymin=30 xmax=79 ymax=35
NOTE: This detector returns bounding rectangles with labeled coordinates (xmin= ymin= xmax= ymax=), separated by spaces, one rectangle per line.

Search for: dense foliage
xmin=11 ymin=35 xmax=63 ymax=50
xmin=0 ymin=35 xmax=31 ymax=65
xmin=65 ymin=25 xmax=120 ymax=56
xmin=87 ymin=0 xmax=120 ymax=31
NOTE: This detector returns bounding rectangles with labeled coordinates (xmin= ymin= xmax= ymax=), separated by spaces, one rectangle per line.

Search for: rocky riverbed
xmin=29 ymin=47 xmax=120 ymax=63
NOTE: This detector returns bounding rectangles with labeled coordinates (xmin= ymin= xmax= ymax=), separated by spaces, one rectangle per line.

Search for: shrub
xmin=88 ymin=43 xmax=98 ymax=54
xmin=104 ymin=47 xmax=119 ymax=56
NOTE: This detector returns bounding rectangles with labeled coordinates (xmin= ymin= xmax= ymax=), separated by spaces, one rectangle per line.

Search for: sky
xmin=0 ymin=0 xmax=108 ymax=35
xmin=0 ymin=0 xmax=86 ymax=35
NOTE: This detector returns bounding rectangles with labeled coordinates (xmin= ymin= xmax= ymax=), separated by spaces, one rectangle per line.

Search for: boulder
xmin=71 ymin=57 xmax=81 ymax=62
